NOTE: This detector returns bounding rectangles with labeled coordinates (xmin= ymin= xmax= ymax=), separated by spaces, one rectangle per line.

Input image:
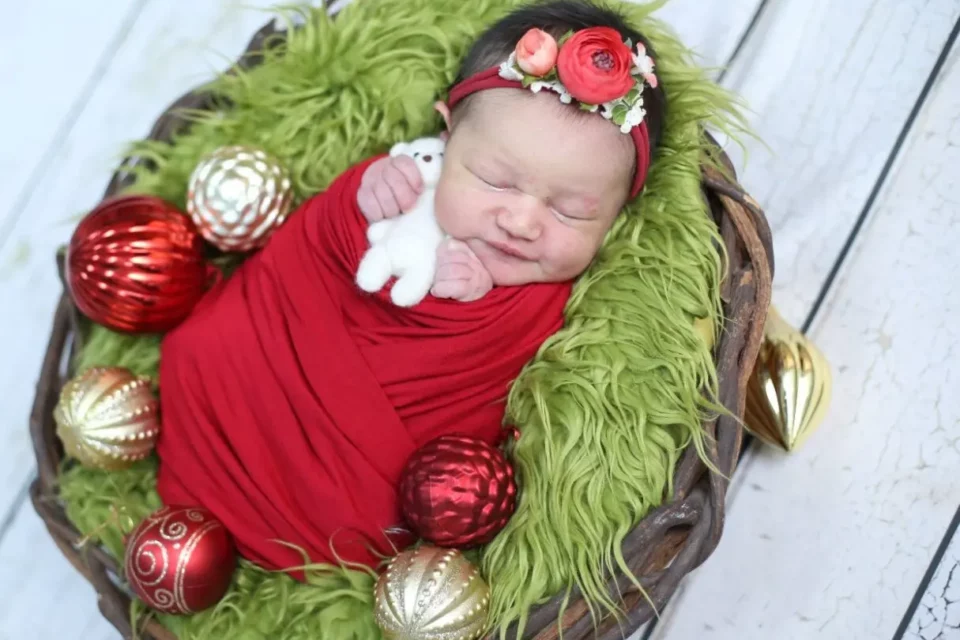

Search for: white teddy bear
xmin=355 ymin=136 xmax=447 ymax=307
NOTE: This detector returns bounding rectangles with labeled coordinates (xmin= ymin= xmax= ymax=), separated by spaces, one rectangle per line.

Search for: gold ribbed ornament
xmin=186 ymin=145 xmax=294 ymax=252
xmin=53 ymin=367 xmax=160 ymax=470
xmin=745 ymin=306 xmax=832 ymax=451
xmin=374 ymin=545 xmax=490 ymax=640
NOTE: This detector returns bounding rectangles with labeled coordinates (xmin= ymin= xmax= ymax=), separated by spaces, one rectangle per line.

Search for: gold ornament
xmin=53 ymin=367 xmax=160 ymax=470
xmin=374 ymin=545 xmax=490 ymax=640
xmin=186 ymin=145 xmax=294 ymax=252
xmin=745 ymin=306 xmax=832 ymax=451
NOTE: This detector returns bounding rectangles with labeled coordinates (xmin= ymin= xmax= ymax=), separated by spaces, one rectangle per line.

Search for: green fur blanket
xmin=60 ymin=0 xmax=746 ymax=637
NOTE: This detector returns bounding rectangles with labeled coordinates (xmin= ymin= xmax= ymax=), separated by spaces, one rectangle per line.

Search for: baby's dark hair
xmin=452 ymin=0 xmax=666 ymax=153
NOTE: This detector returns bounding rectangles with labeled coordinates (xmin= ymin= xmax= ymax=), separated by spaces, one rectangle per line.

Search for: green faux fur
xmin=62 ymin=0 xmax=747 ymax=638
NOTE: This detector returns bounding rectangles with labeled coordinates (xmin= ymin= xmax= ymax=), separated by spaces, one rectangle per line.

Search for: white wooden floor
xmin=1 ymin=1 xmax=958 ymax=639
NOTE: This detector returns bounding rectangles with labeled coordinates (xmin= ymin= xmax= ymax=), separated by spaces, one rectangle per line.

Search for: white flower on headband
xmin=621 ymin=102 xmax=647 ymax=134
xmin=498 ymin=26 xmax=657 ymax=134
xmin=530 ymin=79 xmax=572 ymax=104
xmin=498 ymin=53 xmax=524 ymax=82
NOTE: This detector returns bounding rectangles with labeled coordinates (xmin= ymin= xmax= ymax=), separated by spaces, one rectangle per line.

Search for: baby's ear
xmin=389 ymin=142 xmax=410 ymax=157
xmin=434 ymin=101 xmax=452 ymax=131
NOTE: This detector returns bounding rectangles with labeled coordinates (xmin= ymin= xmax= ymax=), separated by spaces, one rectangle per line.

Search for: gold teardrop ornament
xmin=53 ymin=366 xmax=160 ymax=470
xmin=374 ymin=545 xmax=490 ymax=640
xmin=744 ymin=306 xmax=832 ymax=451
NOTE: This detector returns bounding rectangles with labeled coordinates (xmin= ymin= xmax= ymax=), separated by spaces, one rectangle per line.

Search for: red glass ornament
xmin=66 ymin=195 xmax=208 ymax=333
xmin=399 ymin=434 xmax=517 ymax=548
xmin=124 ymin=505 xmax=236 ymax=615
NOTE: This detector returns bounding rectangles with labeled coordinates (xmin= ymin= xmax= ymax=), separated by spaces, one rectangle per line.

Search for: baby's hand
xmin=357 ymin=154 xmax=424 ymax=222
xmin=431 ymin=239 xmax=493 ymax=302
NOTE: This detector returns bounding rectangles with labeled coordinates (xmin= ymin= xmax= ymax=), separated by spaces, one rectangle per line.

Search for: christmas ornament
xmin=186 ymin=145 xmax=294 ymax=252
xmin=125 ymin=506 xmax=236 ymax=615
xmin=399 ymin=435 xmax=516 ymax=547
xmin=53 ymin=366 xmax=159 ymax=470
xmin=66 ymin=195 xmax=208 ymax=333
xmin=745 ymin=306 xmax=832 ymax=451
xmin=374 ymin=545 xmax=490 ymax=640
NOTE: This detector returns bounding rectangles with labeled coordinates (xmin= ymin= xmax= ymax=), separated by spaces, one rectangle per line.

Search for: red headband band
xmin=447 ymin=67 xmax=651 ymax=198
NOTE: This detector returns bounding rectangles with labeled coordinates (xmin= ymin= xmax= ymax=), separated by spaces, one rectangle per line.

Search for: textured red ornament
xmin=66 ymin=195 xmax=208 ymax=333
xmin=399 ymin=434 xmax=517 ymax=547
xmin=124 ymin=506 xmax=236 ymax=615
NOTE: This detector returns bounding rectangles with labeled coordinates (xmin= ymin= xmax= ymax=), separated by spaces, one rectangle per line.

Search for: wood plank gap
xmin=892 ymin=503 xmax=960 ymax=640
xmin=715 ymin=0 xmax=773 ymax=84
xmin=0 ymin=477 xmax=32 ymax=546
xmin=0 ymin=0 xmax=150 ymax=255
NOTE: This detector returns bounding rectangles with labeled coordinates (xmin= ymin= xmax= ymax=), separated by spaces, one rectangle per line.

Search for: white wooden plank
xmin=0 ymin=1 xmax=145 ymax=243
xmin=717 ymin=0 xmax=960 ymax=327
xmin=652 ymin=35 xmax=960 ymax=640
xmin=905 ymin=515 xmax=960 ymax=640
xmin=648 ymin=0 xmax=764 ymax=70
xmin=0 ymin=506 xmax=118 ymax=640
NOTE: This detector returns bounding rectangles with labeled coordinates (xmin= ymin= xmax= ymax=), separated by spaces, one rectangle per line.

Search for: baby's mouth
xmin=485 ymin=240 xmax=530 ymax=261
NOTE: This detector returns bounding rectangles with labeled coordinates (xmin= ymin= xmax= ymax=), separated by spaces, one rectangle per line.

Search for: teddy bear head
xmin=389 ymin=137 xmax=446 ymax=187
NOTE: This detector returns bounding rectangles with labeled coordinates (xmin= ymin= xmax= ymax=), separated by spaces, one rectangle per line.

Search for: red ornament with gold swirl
xmin=124 ymin=506 xmax=236 ymax=615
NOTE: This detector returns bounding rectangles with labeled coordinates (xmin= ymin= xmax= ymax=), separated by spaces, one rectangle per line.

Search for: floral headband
xmin=447 ymin=26 xmax=658 ymax=198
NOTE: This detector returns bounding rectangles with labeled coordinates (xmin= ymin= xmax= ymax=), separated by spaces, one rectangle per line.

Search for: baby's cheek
xmin=433 ymin=181 xmax=481 ymax=239
xmin=432 ymin=182 xmax=459 ymax=235
xmin=547 ymin=232 xmax=597 ymax=280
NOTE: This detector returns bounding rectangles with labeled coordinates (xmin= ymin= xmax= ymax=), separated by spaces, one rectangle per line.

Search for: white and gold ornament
xmin=374 ymin=545 xmax=490 ymax=640
xmin=186 ymin=144 xmax=294 ymax=252
xmin=53 ymin=366 xmax=159 ymax=470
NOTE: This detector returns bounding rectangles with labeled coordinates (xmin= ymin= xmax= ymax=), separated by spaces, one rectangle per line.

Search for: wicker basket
xmin=28 ymin=11 xmax=774 ymax=640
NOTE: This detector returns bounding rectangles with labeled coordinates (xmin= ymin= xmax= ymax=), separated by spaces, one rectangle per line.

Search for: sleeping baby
xmin=155 ymin=0 xmax=665 ymax=575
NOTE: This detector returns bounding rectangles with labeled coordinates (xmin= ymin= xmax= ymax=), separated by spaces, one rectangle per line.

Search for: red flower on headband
xmin=556 ymin=27 xmax=634 ymax=105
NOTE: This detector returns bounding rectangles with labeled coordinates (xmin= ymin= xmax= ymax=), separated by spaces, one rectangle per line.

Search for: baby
xmin=356 ymin=0 xmax=665 ymax=301
xmin=155 ymin=0 xmax=668 ymax=575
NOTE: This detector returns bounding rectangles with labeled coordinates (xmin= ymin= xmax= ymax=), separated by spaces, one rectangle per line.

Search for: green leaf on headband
xmin=626 ymin=87 xmax=640 ymax=102
xmin=557 ymin=30 xmax=574 ymax=46
xmin=612 ymin=103 xmax=628 ymax=124
xmin=579 ymin=102 xmax=598 ymax=112
xmin=521 ymin=75 xmax=535 ymax=88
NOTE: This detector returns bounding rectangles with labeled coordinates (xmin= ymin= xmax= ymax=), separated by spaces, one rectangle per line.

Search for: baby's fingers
xmin=392 ymin=155 xmax=425 ymax=193
xmin=383 ymin=164 xmax=420 ymax=212
xmin=431 ymin=279 xmax=470 ymax=300
xmin=357 ymin=185 xmax=384 ymax=222
xmin=373 ymin=181 xmax=401 ymax=219
xmin=435 ymin=262 xmax=474 ymax=282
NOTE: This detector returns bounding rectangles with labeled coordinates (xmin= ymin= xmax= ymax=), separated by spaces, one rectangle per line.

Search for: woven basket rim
xmin=28 ymin=8 xmax=774 ymax=640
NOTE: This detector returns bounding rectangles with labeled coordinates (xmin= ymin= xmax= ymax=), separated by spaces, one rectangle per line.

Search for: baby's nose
xmin=422 ymin=155 xmax=433 ymax=162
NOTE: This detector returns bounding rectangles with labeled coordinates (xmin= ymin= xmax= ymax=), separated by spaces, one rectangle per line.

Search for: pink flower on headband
xmin=632 ymin=42 xmax=658 ymax=88
xmin=515 ymin=28 xmax=558 ymax=76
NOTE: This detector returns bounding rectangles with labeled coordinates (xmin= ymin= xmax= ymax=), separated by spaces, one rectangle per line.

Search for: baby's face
xmin=434 ymin=90 xmax=634 ymax=286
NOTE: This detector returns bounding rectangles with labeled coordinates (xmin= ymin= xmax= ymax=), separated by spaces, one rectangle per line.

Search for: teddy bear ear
xmin=389 ymin=142 xmax=409 ymax=158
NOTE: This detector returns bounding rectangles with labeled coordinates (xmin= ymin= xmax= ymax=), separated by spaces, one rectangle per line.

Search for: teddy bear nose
xmin=422 ymin=155 xmax=433 ymax=162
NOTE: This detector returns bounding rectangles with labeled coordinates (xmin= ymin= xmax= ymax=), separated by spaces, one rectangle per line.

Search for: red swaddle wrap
xmin=155 ymin=156 xmax=571 ymax=574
